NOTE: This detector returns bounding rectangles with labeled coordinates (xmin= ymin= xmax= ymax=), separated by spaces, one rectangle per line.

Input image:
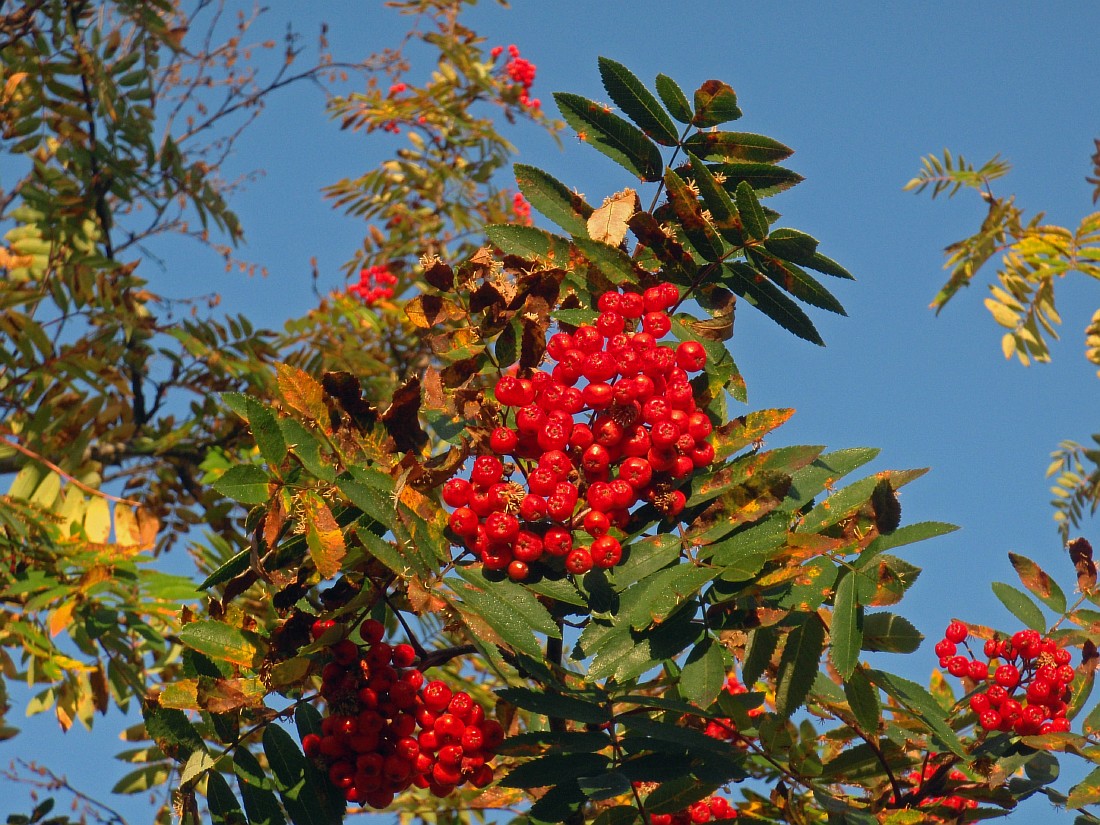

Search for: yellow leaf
xmin=114 ymin=505 xmax=158 ymax=550
xmin=84 ymin=497 xmax=111 ymax=543
xmin=304 ymin=493 xmax=345 ymax=579
xmin=276 ymin=362 xmax=328 ymax=425
xmin=587 ymin=188 xmax=639 ymax=246
xmin=1 ymin=72 xmax=26 ymax=104
xmin=48 ymin=601 xmax=76 ymax=638
xmin=160 ymin=678 xmax=200 ymax=710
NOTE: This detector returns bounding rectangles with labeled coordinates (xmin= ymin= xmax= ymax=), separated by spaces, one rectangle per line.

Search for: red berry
xmin=675 ymin=340 xmax=707 ymax=372
xmin=944 ymin=621 xmax=968 ymax=643
xmin=591 ymin=535 xmax=622 ymax=568
xmin=489 ymin=426 xmax=518 ymax=454
xmin=423 ymin=680 xmax=453 ymax=712
xmin=565 ymin=548 xmax=593 ymax=575
xmin=994 ymin=664 xmax=1021 ymax=689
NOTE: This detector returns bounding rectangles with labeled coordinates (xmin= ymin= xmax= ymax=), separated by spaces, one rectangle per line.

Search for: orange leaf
xmin=48 ymin=601 xmax=76 ymax=638
xmin=304 ymin=493 xmax=346 ymax=579
xmin=276 ymin=363 xmax=328 ymax=425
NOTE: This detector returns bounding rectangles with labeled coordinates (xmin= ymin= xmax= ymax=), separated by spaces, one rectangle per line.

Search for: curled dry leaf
xmin=587 ymin=188 xmax=639 ymax=246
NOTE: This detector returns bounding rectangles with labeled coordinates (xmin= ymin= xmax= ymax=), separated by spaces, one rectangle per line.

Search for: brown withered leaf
xmin=90 ymin=664 xmax=109 ymax=714
xmin=1082 ymin=639 xmax=1099 ymax=676
xmin=1069 ymin=537 xmax=1097 ymax=593
xmin=587 ymin=188 xmax=639 ymax=246
xmin=262 ymin=495 xmax=286 ymax=552
xmin=382 ymin=377 xmax=429 ymax=453
xmin=470 ymin=281 xmax=508 ymax=316
xmin=870 ymin=479 xmax=901 ymax=534
xmin=627 ymin=211 xmax=694 ymax=270
xmin=518 ymin=269 xmax=563 ymax=314
xmin=408 ymin=444 xmax=469 ymax=490
xmin=440 ymin=354 xmax=483 ymax=389
xmin=408 ymin=575 xmax=447 ymax=615
xmin=422 ymin=367 xmax=447 ymax=411
xmin=519 ymin=314 xmax=549 ymax=371
xmin=713 ymin=408 xmax=796 ymax=462
xmin=276 ymin=363 xmax=328 ymax=425
xmin=322 ymin=371 xmax=379 ymax=430
xmin=405 ymin=294 xmax=465 ymax=329
xmin=424 ymin=259 xmax=455 ymax=291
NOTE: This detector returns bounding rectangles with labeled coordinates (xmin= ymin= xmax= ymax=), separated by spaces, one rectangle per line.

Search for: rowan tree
xmin=4 ymin=3 xmax=1100 ymax=825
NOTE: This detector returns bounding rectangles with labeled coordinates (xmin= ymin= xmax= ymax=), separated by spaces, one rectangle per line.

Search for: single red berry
xmin=966 ymin=659 xmax=989 ymax=681
xmin=489 ymin=426 xmax=518 ymax=454
xmin=591 ymin=535 xmax=622 ymax=568
xmin=391 ymin=643 xmax=417 ymax=668
xmin=619 ymin=292 xmax=644 ymax=318
xmin=945 ymin=621 xmax=968 ymax=643
xmin=423 ymin=680 xmax=453 ymax=712
xmin=565 ymin=547 xmax=593 ymax=575
xmin=470 ymin=455 xmax=504 ymax=486
xmin=507 ymin=559 xmax=529 ymax=581
xmin=994 ymin=664 xmax=1021 ymax=689
xmin=442 ymin=477 xmax=472 ymax=508
xmin=675 ymin=340 xmax=707 ymax=372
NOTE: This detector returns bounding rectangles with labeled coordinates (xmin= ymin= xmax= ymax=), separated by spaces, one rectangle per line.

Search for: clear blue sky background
xmin=4 ymin=2 xmax=1100 ymax=822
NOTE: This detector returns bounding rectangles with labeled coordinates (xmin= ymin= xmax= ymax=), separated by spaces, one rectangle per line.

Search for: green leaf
xmin=485 ymin=224 xmax=554 ymax=260
xmin=554 ymin=92 xmax=663 ymax=181
xmin=742 ymin=625 xmax=779 ymax=686
xmin=714 ymin=162 xmax=804 ymax=197
xmin=263 ymin=724 xmax=332 ymax=825
xmin=861 ymin=613 xmax=922 ymax=653
xmin=844 ymin=666 xmax=881 ymax=734
xmin=448 ymin=579 xmax=547 ymax=658
xmin=198 ymin=550 xmax=250 ymax=590
xmin=212 ymin=465 xmax=271 ymax=506
xmin=830 ymin=572 xmax=862 ymax=679
xmin=497 ymin=687 xmax=610 ymax=725
xmin=679 ymin=637 xmax=732 ymax=707
xmin=687 ymin=154 xmax=739 ymax=232
xmin=279 ymin=419 xmax=334 ymax=482
xmin=867 ymin=670 xmax=967 ymax=757
xmin=644 ymin=777 xmax=719 ymax=814
xmin=144 ymin=704 xmax=203 ymax=760
xmin=664 ymin=167 xmax=725 ymax=262
xmin=618 ymin=565 xmax=718 ymax=631
xmin=692 ymin=80 xmax=741 ymax=127
xmin=593 ymin=806 xmax=641 ymax=825
xmin=224 ymin=394 xmax=287 ymax=471
xmin=514 ymin=163 xmax=591 ymax=236
xmin=806 ymin=250 xmax=855 ymax=280
xmin=612 ymin=534 xmax=682 ymax=588
xmin=1008 ymin=552 xmax=1067 ymax=614
xmin=498 ymin=730 xmax=613 ymax=756
xmin=684 ymin=131 xmax=793 ymax=163
xmin=655 ymin=74 xmax=692 ymax=123
xmin=764 ymin=228 xmax=819 ymax=264
xmin=234 ymin=748 xmax=286 ymax=825
xmin=862 ymin=521 xmax=959 ymax=556
xmin=500 ymin=752 xmax=611 ymax=789
xmin=178 ymin=620 xmax=260 ymax=668
xmin=598 ymin=57 xmax=679 ymax=146
xmin=573 ymin=237 xmax=639 ymax=285
xmin=723 ymin=262 xmax=824 ymax=346
xmin=456 ymin=567 xmax=560 ymax=636
xmin=207 ymin=771 xmax=246 ymax=825
xmin=111 ymin=764 xmax=172 ymax=794
xmin=1067 ymin=766 xmax=1100 ymax=808
xmin=753 ymin=254 xmax=846 ymax=316
xmin=991 ymin=581 xmax=1047 ymax=632
xmin=733 ymin=181 xmax=767 ymax=242
xmin=776 ymin=613 xmax=826 ymax=718
xmin=180 ymin=748 xmax=217 ymax=786
xmin=529 ymin=778 xmax=588 ymax=823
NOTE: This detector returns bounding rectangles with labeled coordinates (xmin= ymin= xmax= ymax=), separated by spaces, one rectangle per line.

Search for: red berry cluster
xmin=349 ymin=264 xmax=398 ymax=304
xmin=635 ymin=787 xmax=737 ymax=824
xmin=888 ymin=764 xmax=976 ymax=814
xmin=512 ymin=192 xmax=533 ymax=226
xmin=302 ymin=619 xmax=502 ymax=808
xmin=444 ymin=286 xmax=714 ymax=581
xmin=703 ymin=674 xmax=763 ymax=742
xmin=490 ymin=44 xmax=540 ymax=111
xmin=936 ymin=622 xmax=1075 ymax=736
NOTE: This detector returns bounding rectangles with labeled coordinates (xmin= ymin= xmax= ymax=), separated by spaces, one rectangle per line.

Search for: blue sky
xmin=4 ymin=2 xmax=1100 ymax=822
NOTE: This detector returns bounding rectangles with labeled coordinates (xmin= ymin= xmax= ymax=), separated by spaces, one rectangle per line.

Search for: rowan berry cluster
xmin=349 ymin=264 xmax=398 ymax=304
xmin=703 ymin=675 xmax=763 ymax=742
xmin=444 ymin=285 xmax=714 ymax=581
xmin=490 ymin=44 xmax=540 ymax=110
xmin=633 ymin=785 xmax=737 ymax=824
xmin=895 ymin=765 xmax=977 ymax=814
xmin=936 ymin=621 xmax=1075 ymax=736
xmin=302 ymin=619 xmax=502 ymax=808
xmin=512 ymin=192 xmax=533 ymax=226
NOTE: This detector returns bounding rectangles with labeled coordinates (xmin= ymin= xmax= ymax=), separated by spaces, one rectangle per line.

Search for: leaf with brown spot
xmin=422 ymin=367 xmax=447 ymax=411
xmin=322 ymin=371 xmax=378 ymax=430
xmin=382 ymin=377 xmax=429 ymax=452
xmin=197 ymin=677 xmax=265 ymax=714
xmin=1070 ymin=537 xmax=1097 ymax=593
xmin=1009 ymin=552 xmax=1067 ymax=614
xmin=276 ymin=363 xmax=328 ymax=425
xmin=713 ymin=409 xmax=796 ymax=462
xmin=627 ymin=211 xmax=695 ymax=274
xmin=424 ymin=259 xmax=454 ymax=291
xmin=688 ymin=470 xmax=791 ymax=543
xmin=303 ymin=493 xmax=345 ymax=580
xmin=587 ymin=188 xmax=639 ymax=246
xmin=408 ymin=444 xmax=469 ymax=490
xmin=405 ymin=294 xmax=465 ymax=328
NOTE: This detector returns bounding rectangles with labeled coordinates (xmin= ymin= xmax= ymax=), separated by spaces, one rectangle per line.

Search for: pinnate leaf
xmin=554 ymin=92 xmax=663 ymax=181
xmin=692 ymin=80 xmax=741 ymax=127
xmin=776 ymin=613 xmax=825 ymax=718
xmin=514 ymin=163 xmax=592 ymax=236
xmin=655 ymin=74 xmax=692 ymax=123
xmin=1009 ymin=552 xmax=1067 ymax=614
xmin=598 ymin=57 xmax=679 ymax=146
xmin=830 ymin=572 xmax=862 ymax=679
xmin=991 ymin=581 xmax=1047 ymax=632
xmin=723 ymin=262 xmax=824 ymax=346
xmin=213 ymin=465 xmax=271 ymax=506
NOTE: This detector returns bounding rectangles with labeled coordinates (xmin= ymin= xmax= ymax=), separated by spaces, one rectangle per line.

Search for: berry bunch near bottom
xmin=936 ymin=622 xmax=1076 ymax=736
xmin=633 ymin=784 xmax=738 ymax=823
xmin=444 ymin=285 xmax=714 ymax=581
xmin=302 ymin=619 xmax=502 ymax=808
